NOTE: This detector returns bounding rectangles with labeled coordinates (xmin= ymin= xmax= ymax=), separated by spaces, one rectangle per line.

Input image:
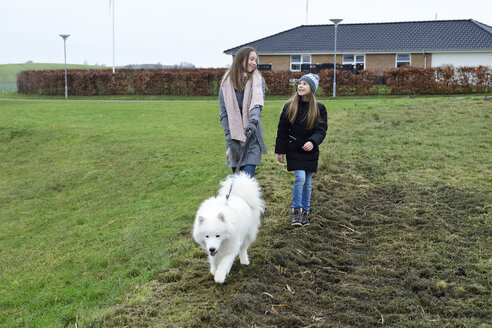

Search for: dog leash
xmin=225 ymin=130 xmax=252 ymax=203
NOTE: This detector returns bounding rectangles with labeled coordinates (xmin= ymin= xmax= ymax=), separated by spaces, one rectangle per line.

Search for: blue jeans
xmin=292 ymin=170 xmax=313 ymax=211
xmin=232 ymin=164 xmax=256 ymax=178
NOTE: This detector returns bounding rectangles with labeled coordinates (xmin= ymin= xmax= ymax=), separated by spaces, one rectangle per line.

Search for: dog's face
xmin=196 ymin=213 xmax=228 ymax=257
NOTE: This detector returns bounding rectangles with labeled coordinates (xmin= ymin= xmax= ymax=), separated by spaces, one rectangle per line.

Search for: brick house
xmin=224 ymin=19 xmax=492 ymax=73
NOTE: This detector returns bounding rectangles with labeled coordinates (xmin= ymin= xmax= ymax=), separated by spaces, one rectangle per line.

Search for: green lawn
xmin=0 ymin=100 xmax=235 ymax=326
xmin=1 ymin=97 xmax=490 ymax=327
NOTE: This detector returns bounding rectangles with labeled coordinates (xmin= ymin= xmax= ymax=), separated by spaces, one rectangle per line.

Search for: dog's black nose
xmin=209 ymin=248 xmax=216 ymax=253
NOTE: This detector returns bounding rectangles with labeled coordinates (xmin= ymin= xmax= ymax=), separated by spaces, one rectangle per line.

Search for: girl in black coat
xmin=275 ymin=73 xmax=327 ymax=226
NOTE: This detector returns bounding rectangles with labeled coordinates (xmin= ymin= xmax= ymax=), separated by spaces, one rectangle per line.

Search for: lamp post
xmin=59 ymin=34 xmax=70 ymax=99
xmin=330 ymin=19 xmax=342 ymax=98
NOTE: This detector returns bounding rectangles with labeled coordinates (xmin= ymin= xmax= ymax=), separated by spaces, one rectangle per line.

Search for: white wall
xmin=431 ymin=52 xmax=492 ymax=67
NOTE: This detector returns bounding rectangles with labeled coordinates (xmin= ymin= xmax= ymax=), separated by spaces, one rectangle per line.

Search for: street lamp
xmin=59 ymin=34 xmax=70 ymax=99
xmin=330 ymin=19 xmax=342 ymax=98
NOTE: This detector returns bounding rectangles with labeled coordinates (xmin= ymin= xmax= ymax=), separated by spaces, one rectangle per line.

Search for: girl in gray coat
xmin=219 ymin=46 xmax=267 ymax=177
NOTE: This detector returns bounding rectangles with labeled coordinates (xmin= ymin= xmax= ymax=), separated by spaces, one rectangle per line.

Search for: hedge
xmin=385 ymin=66 xmax=491 ymax=95
xmin=17 ymin=66 xmax=491 ymax=96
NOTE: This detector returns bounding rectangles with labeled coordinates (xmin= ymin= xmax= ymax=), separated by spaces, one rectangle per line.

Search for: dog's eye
xmin=205 ymin=235 xmax=209 ymax=238
xmin=216 ymin=235 xmax=220 ymax=238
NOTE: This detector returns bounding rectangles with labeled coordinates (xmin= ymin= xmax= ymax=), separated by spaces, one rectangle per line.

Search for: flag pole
xmin=305 ymin=0 xmax=308 ymax=25
xmin=112 ymin=0 xmax=115 ymax=73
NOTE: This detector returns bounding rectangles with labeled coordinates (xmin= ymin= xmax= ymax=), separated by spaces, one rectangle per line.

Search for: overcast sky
xmin=1 ymin=0 xmax=491 ymax=68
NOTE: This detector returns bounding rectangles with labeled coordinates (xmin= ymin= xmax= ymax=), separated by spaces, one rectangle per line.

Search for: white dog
xmin=192 ymin=172 xmax=265 ymax=283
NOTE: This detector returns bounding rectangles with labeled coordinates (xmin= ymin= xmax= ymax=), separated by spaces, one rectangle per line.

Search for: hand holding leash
xmin=245 ymin=121 xmax=257 ymax=137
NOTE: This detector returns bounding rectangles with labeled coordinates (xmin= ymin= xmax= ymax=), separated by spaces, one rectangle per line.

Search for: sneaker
xmin=291 ymin=208 xmax=302 ymax=226
xmin=301 ymin=209 xmax=310 ymax=226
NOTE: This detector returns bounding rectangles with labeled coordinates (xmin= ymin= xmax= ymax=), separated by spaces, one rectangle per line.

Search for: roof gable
xmin=224 ymin=19 xmax=492 ymax=54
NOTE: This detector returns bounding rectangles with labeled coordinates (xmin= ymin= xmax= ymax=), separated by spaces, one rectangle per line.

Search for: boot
xmin=301 ymin=209 xmax=310 ymax=226
xmin=291 ymin=208 xmax=302 ymax=226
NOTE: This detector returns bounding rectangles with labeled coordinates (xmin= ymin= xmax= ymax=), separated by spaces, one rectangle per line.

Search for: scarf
xmin=221 ymin=69 xmax=264 ymax=143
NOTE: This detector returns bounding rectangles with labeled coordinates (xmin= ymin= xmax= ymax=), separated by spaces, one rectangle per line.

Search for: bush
xmin=17 ymin=68 xmax=226 ymax=96
xmin=385 ymin=66 xmax=491 ymax=95
xmin=17 ymin=66 xmax=491 ymax=96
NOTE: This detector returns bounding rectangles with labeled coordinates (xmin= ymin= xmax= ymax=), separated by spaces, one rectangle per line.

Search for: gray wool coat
xmin=219 ymin=82 xmax=267 ymax=168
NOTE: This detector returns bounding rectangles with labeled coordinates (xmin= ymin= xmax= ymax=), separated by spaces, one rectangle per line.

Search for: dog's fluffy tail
xmin=218 ymin=172 xmax=265 ymax=214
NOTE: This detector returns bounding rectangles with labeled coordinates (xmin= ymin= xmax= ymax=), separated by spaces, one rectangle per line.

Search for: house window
xmin=396 ymin=54 xmax=411 ymax=68
xmin=342 ymin=54 xmax=365 ymax=68
xmin=290 ymin=55 xmax=311 ymax=71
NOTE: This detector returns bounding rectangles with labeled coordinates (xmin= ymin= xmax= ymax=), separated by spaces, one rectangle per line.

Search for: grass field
xmin=1 ymin=97 xmax=491 ymax=327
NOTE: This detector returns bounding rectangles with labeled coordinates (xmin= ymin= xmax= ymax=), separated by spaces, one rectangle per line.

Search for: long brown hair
xmin=286 ymin=89 xmax=321 ymax=130
xmin=223 ymin=46 xmax=257 ymax=91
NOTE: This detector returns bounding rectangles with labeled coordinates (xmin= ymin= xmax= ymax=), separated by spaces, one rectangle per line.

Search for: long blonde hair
xmin=222 ymin=46 xmax=257 ymax=91
xmin=286 ymin=91 xmax=321 ymax=130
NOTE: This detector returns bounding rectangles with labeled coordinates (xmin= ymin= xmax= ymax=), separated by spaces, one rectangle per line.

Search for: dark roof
xmin=224 ymin=19 xmax=492 ymax=54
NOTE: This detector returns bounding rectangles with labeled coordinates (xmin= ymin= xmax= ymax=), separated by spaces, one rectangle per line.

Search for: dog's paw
xmin=214 ymin=272 xmax=226 ymax=284
xmin=239 ymin=250 xmax=249 ymax=265
xmin=210 ymin=266 xmax=217 ymax=275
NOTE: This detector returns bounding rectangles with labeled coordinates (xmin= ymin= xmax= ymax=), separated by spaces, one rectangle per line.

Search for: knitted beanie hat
xmin=299 ymin=73 xmax=320 ymax=94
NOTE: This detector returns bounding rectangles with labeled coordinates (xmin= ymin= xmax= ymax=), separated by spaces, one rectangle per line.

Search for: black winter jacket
xmin=275 ymin=98 xmax=328 ymax=172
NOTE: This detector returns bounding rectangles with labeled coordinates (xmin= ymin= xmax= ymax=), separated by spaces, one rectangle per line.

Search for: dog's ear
xmin=198 ymin=216 xmax=205 ymax=225
xmin=217 ymin=213 xmax=226 ymax=222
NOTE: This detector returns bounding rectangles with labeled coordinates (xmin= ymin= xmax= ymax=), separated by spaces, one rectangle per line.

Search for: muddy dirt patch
xmin=91 ymin=160 xmax=490 ymax=327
